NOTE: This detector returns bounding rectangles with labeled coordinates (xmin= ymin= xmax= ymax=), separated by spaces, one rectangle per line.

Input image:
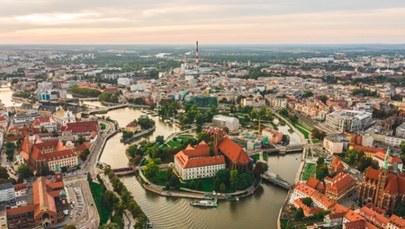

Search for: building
xmin=174 ymin=141 xmax=225 ymax=180
xmin=323 ymin=134 xmax=348 ymax=154
xmin=53 ymin=107 xmax=76 ymax=126
xmin=61 ymin=120 xmax=99 ymax=141
xmin=204 ymin=128 xmax=251 ymax=172
xmin=125 ymin=121 xmax=141 ymax=133
xmin=325 ymin=110 xmax=373 ymax=132
xmin=21 ymin=137 xmax=79 ymax=173
xmin=395 ymin=123 xmax=405 ymax=138
xmin=325 ymin=172 xmax=356 ymax=201
xmin=373 ymin=149 xmax=403 ymax=173
xmin=117 ymin=77 xmax=131 ymax=86
xmin=262 ymin=128 xmax=283 ymax=144
xmin=212 ymin=115 xmax=240 ymax=131
xmin=0 ymin=183 xmax=15 ymax=203
xmin=32 ymin=115 xmax=57 ymax=133
xmin=387 ymin=215 xmax=405 ymax=229
xmin=6 ymin=173 xmax=68 ymax=229
xmin=358 ymin=153 xmax=405 ymax=214
xmin=268 ymin=97 xmax=288 ymax=109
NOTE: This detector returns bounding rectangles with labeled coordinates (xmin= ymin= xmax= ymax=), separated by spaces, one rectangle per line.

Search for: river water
xmin=96 ymin=103 xmax=302 ymax=229
xmin=0 ymin=86 xmax=22 ymax=107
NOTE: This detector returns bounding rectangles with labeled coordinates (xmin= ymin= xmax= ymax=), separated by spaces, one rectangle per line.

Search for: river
xmin=97 ymin=105 xmax=302 ymax=229
xmin=0 ymin=86 xmax=22 ymax=107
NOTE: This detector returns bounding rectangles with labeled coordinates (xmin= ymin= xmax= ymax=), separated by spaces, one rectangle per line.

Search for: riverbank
xmin=274 ymin=110 xmax=309 ymax=229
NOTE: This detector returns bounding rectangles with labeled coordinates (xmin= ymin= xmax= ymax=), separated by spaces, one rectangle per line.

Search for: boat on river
xmin=190 ymin=199 xmax=217 ymax=208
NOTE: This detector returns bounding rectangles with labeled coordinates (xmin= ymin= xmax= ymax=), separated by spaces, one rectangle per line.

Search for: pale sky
xmin=0 ymin=0 xmax=404 ymax=44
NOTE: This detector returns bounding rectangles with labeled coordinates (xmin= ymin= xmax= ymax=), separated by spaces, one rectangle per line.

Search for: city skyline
xmin=0 ymin=0 xmax=405 ymax=44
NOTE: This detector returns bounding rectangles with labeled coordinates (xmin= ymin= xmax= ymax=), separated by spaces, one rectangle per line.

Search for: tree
xmin=302 ymin=197 xmax=313 ymax=207
xmin=294 ymin=208 xmax=304 ymax=220
xmin=155 ymin=135 xmax=165 ymax=145
xmin=144 ymin=160 xmax=159 ymax=179
xmin=40 ymin=166 xmax=51 ymax=176
xmin=79 ymin=149 xmax=90 ymax=161
xmin=99 ymin=223 xmax=120 ymax=229
xmin=17 ymin=164 xmax=33 ymax=179
xmin=222 ymin=127 xmax=229 ymax=134
xmin=169 ymin=175 xmax=180 ymax=189
xmin=230 ymin=170 xmax=239 ymax=190
xmin=401 ymin=141 xmax=405 ymax=154
xmin=77 ymin=135 xmax=85 ymax=145
xmin=219 ymin=183 xmax=226 ymax=192
xmin=0 ymin=167 xmax=9 ymax=180
xmin=317 ymin=157 xmax=325 ymax=165
xmin=319 ymin=95 xmax=328 ymax=104
xmin=395 ymin=202 xmax=405 ymax=217
xmin=303 ymin=91 xmax=313 ymax=98
xmin=278 ymin=108 xmax=289 ymax=117
xmin=253 ymin=161 xmax=268 ymax=175
xmin=209 ymin=142 xmax=215 ymax=156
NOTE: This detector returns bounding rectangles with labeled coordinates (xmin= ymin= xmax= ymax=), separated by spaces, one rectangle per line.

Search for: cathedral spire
xmin=383 ymin=147 xmax=390 ymax=169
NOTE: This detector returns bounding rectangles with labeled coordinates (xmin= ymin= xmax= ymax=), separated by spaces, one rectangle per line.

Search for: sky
xmin=0 ymin=0 xmax=404 ymax=44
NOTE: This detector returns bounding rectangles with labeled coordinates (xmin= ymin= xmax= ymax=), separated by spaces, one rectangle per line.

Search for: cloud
xmin=0 ymin=1 xmax=404 ymax=44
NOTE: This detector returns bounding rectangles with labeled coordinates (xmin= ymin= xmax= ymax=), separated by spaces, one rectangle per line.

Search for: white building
xmin=325 ymin=110 xmax=373 ymax=132
xmin=0 ymin=183 xmax=15 ymax=203
xmin=53 ymin=107 xmax=76 ymax=126
xmin=268 ymin=97 xmax=288 ymax=109
xmin=212 ymin=115 xmax=240 ymax=131
xmin=323 ymin=134 xmax=348 ymax=154
xmin=174 ymin=142 xmax=226 ymax=180
xmin=117 ymin=77 xmax=131 ymax=86
xmin=396 ymin=123 xmax=405 ymax=138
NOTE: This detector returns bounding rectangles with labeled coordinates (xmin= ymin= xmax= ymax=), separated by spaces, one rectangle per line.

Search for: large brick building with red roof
xmin=358 ymin=166 xmax=405 ymax=214
xmin=203 ymin=128 xmax=251 ymax=172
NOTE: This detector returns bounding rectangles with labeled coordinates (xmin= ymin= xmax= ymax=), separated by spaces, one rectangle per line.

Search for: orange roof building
xmin=325 ymin=172 xmax=356 ymax=201
xmin=6 ymin=174 xmax=67 ymax=229
xmin=174 ymin=141 xmax=226 ymax=180
xmin=21 ymin=136 xmax=79 ymax=173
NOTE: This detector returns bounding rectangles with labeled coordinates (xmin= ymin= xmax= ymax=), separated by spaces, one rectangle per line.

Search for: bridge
xmin=112 ymin=167 xmax=136 ymax=176
xmin=83 ymin=103 xmax=130 ymax=115
xmin=261 ymin=171 xmax=292 ymax=190
xmin=258 ymin=143 xmax=320 ymax=154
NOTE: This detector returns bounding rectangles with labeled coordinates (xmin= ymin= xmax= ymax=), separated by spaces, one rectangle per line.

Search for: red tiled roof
xmin=33 ymin=115 xmax=53 ymax=126
xmin=306 ymin=177 xmax=325 ymax=192
xmin=344 ymin=210 xmax=364 ymax=222
xmin=14 ymin=183 xmax=28 ymax=192
xmin=175 ymin=151 xmax=225 ymax=169
xmin=374 ymin=151 xmax=403 ymax=164
xmin=389 ymin=215 xmax=405 ymax=228
xmin=326 ymin=172 xmax=356 ymax=196
xmin=359 ymin=205 xmax=389 ymax=227
xmin=218 ymin=137 xmax=250 ymax=165
xmin=62 ymin=120 xmax=98 ymax=134
xmin=74 ymin=142 xmax=91 ymax=151
xmin=6 ymin=204 xmax=36 ymax=215
xmin=365 ymin=168 xmax=380 ymax=180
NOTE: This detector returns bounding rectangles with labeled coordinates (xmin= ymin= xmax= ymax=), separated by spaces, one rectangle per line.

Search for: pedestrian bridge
xmin=112 ymin=167 xmax=136 ymax=176
xmin=261 ymin=171 xmax=292 ymax=190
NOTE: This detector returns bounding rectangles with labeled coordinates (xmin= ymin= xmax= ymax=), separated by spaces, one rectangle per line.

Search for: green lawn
xmin=263 ymin=153 xmax=268 ymax=161
xmin=161 ymin=135 xmax=195 ymax=150
xmin=89 ymin=182 xmax=112 ymax=225
xmin=294 ymin=123 xmax=310 ymax=139
xmin=301 ymin=163 xmax=316 ymax=181
xmin=312 ymin=138 xmax=320 ymax=144
xmin=181 ymin=178 xmax=215 ymax=192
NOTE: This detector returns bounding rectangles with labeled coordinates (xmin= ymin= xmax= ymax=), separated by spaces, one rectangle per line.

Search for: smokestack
xmin=196 ymin=41 xmax=199 ymax=70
